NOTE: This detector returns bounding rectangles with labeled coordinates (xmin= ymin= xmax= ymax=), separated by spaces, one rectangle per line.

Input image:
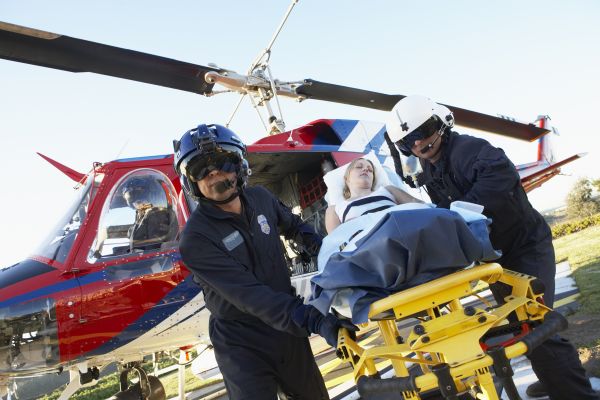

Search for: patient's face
xmin=346 ymin=159 xmax=374 ymax=190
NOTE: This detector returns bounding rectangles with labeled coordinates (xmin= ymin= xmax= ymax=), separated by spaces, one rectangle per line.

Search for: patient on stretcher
xmin=310 ymin=153 xmax=500 ymax=323
xmin=325 ymin=155 xmax=422 ymax=233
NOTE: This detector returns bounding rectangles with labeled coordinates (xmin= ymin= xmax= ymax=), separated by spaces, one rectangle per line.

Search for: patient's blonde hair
xmin=342 ymin=158 xmax=376 ymax=200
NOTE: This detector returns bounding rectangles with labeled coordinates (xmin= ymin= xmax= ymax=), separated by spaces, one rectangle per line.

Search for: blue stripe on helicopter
xmin=0 ymin=254 xmax=185 ymax=308
xmin=0 ymin=273 xmax=100 ymax=308
xmin=0 ymin=259 xmax=56 ymax=290
xmin=86 ymin=274 xmax=202 ymax=356
xmin=115 ymin=154 xmax=172 ymax=163
xmin=154 ymin=302 xmax=206 ymax=337
xmin=330 ymin=119 xmax=388 ymax=162
xmin=330 ymin=120 xmax=360 ymax=142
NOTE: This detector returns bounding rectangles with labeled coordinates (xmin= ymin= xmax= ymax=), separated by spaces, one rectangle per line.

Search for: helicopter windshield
xmin=89 ymin=169 xmax=179 ymax=260
xmin=34 ymin=173 xmax=102 ymax=264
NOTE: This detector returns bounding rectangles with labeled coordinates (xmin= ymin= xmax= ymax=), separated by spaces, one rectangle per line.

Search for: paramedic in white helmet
xmin=386 ymin=95 xmax=598 ymax=400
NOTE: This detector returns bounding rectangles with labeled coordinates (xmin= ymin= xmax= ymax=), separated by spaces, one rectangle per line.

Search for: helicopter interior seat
xmin=129 ymin=206 xmax=179 ymax=251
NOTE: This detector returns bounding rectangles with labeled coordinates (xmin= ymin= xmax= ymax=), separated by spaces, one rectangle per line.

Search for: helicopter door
xmin=73 ymin=169 xmax=182 ymax=354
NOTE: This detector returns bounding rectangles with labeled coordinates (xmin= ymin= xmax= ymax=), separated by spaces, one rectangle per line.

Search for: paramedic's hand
xmin=318 ymin=313 xmax=359 ymax=347
xmin=295 ymin=232 xmax=322 ymax=256
xmin=292 ymin=305 xmax=359 ymax=347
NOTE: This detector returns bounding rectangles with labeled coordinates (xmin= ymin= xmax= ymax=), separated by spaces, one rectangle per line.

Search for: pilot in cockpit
xmin=121 ymin=176 xmax=178 ymax=251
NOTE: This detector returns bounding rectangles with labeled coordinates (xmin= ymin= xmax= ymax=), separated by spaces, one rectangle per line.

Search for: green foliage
xmin=39 ymin=353 xmax=179 ymax=400
xmin=592 ymin=178 xmax=600 ymax=192
xmin=40 ymin=373 xmax=120 ymax=400
xmin=554 ymin=224 xmax=600 ymax=313
xmin=161 ymin=368 xmax=221 ymax=398
xmin=566 ymin=177 xmax=600 ymax=219
xmin=543 ymin=208 xmax=568 ymax=226
xmin=37 ymin=351 xmax=220 ymax=400
xmin=551 ymin=213 xmax=600 ymax=239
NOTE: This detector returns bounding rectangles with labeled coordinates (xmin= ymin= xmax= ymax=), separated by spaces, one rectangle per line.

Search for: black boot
xmin=526 ymin=381 xmax=548 ymax=398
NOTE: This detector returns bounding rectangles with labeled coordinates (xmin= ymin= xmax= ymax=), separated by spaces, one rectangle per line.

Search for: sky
xmin=1 ymin=0 xmax=599 ymax=267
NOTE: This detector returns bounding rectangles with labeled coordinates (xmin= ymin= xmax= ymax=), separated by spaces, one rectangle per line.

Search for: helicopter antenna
xmin=114 ymin=138 xmax=131 ymax=160
xmin=265 ymin=65 xmax=286 ymax=132
xmin=248 ymin=93 xmax=270 ymax=133
xmin=248 ymin=0 xmax=299 ymax=73
xmin=225 ymin=93 xmax=247 ymax=128
xmin=222 ymin=0 xmax=299 ymax=135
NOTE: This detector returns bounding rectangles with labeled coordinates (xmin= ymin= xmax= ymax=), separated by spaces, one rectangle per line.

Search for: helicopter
xmin=0 ymin=2 xmax=586 ymax=399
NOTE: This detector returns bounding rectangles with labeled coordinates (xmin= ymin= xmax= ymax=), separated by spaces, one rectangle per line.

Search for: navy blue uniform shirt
xmin=179 ymin=185 xmax=310 ymax=337
xmin=420 ymin=131 xmax=550 ymax=260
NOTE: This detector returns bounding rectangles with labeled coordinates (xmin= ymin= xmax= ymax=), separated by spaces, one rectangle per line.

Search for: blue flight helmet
xmin=173 ymin=124 xmax=250 ymax=203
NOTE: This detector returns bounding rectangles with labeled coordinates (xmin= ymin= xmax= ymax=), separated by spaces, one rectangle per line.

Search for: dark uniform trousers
xmin=491 ymin=221 xmax=597 ymax=400
xmin=210 ymin=317 xmax=328 ymax=399
xmin=421 ymin=132 xmax=598 ymax=400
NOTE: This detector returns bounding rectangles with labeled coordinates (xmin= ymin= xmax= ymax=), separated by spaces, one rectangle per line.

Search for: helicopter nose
xmin=0 ymin=261 xmax=60 ymax=374
xmin=0 ymin=296 xmax=59 ymax=374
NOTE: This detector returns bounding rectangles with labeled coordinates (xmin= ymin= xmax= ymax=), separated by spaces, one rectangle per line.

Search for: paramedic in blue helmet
xmin=386 ymin=95 xmax=598 ymax=400
xmin=174 ymin=124 xmax=357 ymax=399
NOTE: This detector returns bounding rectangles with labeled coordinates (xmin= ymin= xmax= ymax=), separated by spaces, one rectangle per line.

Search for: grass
xmin=553 ymin=224 xmax=600 ymax=313
xmin=40 ymin=373 xmax=120 ymax=400
xmin=39 ymin=357 xmax=220 ymax=400
xmin=160 ymin=367 xmax=221 ymax=398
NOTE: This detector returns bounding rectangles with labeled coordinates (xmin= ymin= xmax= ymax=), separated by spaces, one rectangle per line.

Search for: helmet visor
xmin=188 ymin=151 xmax=240 ymax=182
xmin=395 ymin=118 xmax=441 ymax=155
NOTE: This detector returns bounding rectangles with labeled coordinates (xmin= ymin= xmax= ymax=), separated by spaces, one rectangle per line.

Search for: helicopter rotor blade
xmin=0 ymin=21 xmax=220 ymax=95
xmin=296 ymin=79 xmax=549 ymax=141
xmin=0 ymin=21 xmax=550 ymax=141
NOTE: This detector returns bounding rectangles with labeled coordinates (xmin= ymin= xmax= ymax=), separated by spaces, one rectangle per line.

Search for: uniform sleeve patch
xmin=222 ymin=230 xmax=244 ymax=251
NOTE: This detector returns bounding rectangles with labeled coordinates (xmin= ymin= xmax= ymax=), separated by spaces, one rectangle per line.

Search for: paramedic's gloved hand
xmin=295 ymin=232 xmax=322 ymax=263
xmin=292 ymin=305 xmax=359 ymax=347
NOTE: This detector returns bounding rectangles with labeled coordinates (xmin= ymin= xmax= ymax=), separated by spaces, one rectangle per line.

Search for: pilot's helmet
xmin=386 ymin=95 xmax=454 ymax=156
xmin=173 ymin=124 xmax=250 ymax=200
xmin=121 ymin=175 xmax=168 ymax=209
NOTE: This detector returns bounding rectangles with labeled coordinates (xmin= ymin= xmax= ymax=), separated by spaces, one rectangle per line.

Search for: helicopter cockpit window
xmin=34 ymin=174 xmax=101 ymax=264
xmin=90 ymin=169 xmax=179 ymax=260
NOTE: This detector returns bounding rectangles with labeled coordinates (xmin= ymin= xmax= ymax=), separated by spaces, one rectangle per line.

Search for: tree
xmin=592 ymin=178 xmax=600 ymax=193
xmin=566 ymin=177 xmax=600 ymax=219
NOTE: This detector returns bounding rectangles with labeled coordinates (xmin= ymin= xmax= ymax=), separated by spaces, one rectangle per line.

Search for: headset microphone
xmin=214 ymin=178 xmax=235 ymax=194
xmin=419 ymin=130 xmax=445 ymax=154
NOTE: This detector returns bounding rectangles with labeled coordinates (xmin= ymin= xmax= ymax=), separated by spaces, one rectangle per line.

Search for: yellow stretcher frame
xmin=335 ymin=263 xmax=567 ymax=400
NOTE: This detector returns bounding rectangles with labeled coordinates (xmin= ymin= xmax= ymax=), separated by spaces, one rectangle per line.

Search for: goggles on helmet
xmin=395 ymin=117 xmax=443 ymax=155
xmin=188 ymin=151 xmax=240 ymax=182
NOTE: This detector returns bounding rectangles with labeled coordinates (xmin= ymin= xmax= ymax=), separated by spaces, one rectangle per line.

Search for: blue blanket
xmin=309 ymin=206 xmax=500 ymax=323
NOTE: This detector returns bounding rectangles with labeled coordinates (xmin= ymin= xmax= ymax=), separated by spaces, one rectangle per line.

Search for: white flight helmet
xmin=386 ymin=95 xmax=454 ymax=143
